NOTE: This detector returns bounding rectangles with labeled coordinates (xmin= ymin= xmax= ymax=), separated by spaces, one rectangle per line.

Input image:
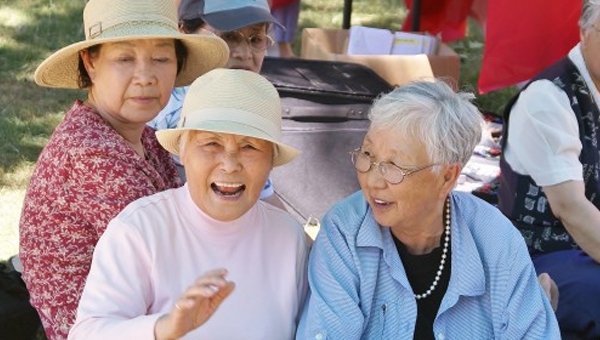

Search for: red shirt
xmin=19 ymin=100 xmax=181 ymax=340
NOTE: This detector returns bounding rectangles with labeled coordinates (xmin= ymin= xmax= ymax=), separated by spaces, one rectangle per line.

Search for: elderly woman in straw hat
xmin=67 ymin=69 xmax=307 ymax=340
xmin=296 ymin=79 xmax=560 ymax=339
xmin=151 ymin=0 xmax=289 ymax=210
xmin=18 ymin=0 xmax=228 ymax=339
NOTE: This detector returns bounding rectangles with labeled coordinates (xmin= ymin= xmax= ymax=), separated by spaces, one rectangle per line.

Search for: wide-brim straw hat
xmin=34 ymin=0 xmax=229 ymax=89
xmin=156 ymin=69 xmax=300 ymax=167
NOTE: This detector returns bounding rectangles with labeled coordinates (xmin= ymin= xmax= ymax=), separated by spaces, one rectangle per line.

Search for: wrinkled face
xmin=81 ymin=39 xmax=178 ymax=126
xmin=199 ymin=23 xmax=268 ymax=73
xmin=581 ymin=18 xmax=600 ymax=91
xmin=181 ymin=131 xmax=274 ymax=221
xmin=357 ymin=127 xmax=448 ymax=230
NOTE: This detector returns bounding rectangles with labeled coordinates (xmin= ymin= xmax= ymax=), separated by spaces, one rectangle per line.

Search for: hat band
xmin=88 ymin=20 xmax=178 ymax=39
xmin=180 ymin=108 xmax=282 ymax=141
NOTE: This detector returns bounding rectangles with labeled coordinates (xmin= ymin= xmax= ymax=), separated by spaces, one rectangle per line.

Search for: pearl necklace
xmin=415 ymin=196 xmax=451 ymax=300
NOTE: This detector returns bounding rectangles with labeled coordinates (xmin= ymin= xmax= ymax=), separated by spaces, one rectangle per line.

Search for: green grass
xmin=0 ymin=0 xmax=513 ymax=261
xmin=0 ymin=0 xmax=86 ymax=261
xmin=0 ymin=0 xmax=85 ymax=189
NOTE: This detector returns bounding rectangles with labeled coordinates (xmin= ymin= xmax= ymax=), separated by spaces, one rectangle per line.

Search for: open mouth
xmin=230 ymin=65 xmax=253 ymax=71
xmin=211 ymin=182 xmax=246 ymax=198
xmin=373 ymin=198 xmax=392 ymax=207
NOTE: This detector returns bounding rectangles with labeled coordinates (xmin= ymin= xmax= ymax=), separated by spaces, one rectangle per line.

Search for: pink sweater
xmin=68 ymin=184 xmax=308 ymax=340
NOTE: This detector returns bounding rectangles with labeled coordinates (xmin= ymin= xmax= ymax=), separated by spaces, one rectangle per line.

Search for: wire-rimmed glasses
xmin=349 ymin=148 xmax=439 ymax=185
xmin=218 ymin=31 xmax=274 ymax=52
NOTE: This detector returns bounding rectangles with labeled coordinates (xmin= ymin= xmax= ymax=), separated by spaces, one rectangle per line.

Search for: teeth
xmin=214 ymin=182 xmax=243 ymax=188
xmin=374 ymin=199 xmax=388 ymax=204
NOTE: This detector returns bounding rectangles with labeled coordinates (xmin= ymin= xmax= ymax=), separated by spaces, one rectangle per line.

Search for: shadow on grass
xmin=0 ymin=0 xmax=86 ymax=187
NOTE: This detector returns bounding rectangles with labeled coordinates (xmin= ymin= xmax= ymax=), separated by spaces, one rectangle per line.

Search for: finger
xmin=198 ymin=268 xmax=229 ymax=280
xmin=179 ymin=277 xmax=235 ymax=302
xmin=212 ymin=281 xmax=235 ymax=304
xmin=538 ymin=273 xmax=551 ymax=296
xmin=191 ymin=270 xmax=231 ymax=287
xmin=174 ymin=269 xmax=234 ymax=311
xmin=207 ymin=282 xmax=235 ymax=310
xmin=537 ymin=273 xmax=557 ymax=310
xmin=174 ymin=281 xmax=235 ymax=313
xmin=549 ymin=277 xmax=559 ymax=311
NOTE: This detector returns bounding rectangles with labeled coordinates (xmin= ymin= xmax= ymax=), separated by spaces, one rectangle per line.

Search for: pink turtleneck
xmin=68 ymin=184 xmax=308 ymax=340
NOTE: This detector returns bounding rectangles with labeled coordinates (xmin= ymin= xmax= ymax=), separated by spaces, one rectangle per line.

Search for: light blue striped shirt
xmin=297 ymin=191 xmax=560 ymax=340
xmin=148 ymin=87 xmax=275 ymax=199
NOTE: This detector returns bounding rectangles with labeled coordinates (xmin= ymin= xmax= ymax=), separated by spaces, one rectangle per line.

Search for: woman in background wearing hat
xmin=68 ymin=69 xmax=307 ymax=340
xmin=18 ymin=0 xmax=228 ymax=339
xmin=150 ymin=0 xmax=288 ymax=210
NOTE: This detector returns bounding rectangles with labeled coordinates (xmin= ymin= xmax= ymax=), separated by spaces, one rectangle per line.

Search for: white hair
xmin=368 ymin=79 xmax=484 ymax=168
xmin=580 ymin=0 xmax=600 ymax=33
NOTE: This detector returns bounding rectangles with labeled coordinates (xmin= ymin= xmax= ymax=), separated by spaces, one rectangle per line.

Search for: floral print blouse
xmin=19 ymin=100 xmax=181 ymax=340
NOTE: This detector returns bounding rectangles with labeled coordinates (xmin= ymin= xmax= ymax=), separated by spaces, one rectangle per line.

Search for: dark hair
xmin=77 ymin=44 xmax=101 ymax=89
xmin=77 ymin=40 xmax=189 ymax=89
xmin=179 ymin=18 xmax=206 ymax=34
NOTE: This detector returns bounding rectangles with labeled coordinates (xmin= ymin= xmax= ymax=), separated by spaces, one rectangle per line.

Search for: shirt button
xmin=315 ymin=333 xmax=324 ymax=340
xmin=438 ymin=333 xmax=445 ymax=340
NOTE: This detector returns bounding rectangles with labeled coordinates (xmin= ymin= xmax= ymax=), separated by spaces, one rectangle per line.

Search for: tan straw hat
xmin=156 ymin=68 xmax=300 ymax=167
xmin=34 ymin=0 xmax=229 ymax=89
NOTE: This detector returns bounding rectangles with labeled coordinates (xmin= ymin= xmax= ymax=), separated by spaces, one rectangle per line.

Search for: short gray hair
xmin=580 ymin=0 xmax=600 ymax=33
xmin=368 ymin=79 xmax=484 ymax=168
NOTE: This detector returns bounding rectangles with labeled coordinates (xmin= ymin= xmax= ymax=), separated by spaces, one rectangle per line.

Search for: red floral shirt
xmin=19 ymin=100 xmax=181 ymax=340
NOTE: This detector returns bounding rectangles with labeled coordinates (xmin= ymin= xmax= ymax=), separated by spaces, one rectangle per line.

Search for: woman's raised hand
xmin=154 ymin=268 xmax=235 ymax=340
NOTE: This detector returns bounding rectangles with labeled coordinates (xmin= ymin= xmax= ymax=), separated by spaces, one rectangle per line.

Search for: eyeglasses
xmin=218 ymin=31 xmax=274 ymax=52
xmin=349 ymin=148 xmax=439 ymax=185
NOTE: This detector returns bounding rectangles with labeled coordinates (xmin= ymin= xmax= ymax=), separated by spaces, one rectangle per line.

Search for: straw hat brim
xmin=156 ymin=120 xmax=300 ymax=167
xmin=34 ymin=26 xmax=229 ymax=89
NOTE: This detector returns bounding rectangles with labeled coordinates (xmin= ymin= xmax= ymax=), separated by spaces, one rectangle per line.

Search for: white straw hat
xmin=156 ymin=68 xmax=300 ymax=167
xmin=34 ymin=0 xmax=229 ymax=89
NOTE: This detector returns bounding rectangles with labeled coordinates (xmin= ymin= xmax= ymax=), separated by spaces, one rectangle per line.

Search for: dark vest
xmin=498 ymin=57 xmax=600 ymax=253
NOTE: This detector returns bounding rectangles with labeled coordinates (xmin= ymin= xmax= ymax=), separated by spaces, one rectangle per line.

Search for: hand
xmin=538 ymin=272 xmax=559 ymax=312
xmin=154 ymin=269 xmax=235 ymax=340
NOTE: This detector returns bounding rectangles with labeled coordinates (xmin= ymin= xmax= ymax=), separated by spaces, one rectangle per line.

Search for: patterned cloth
xmin=297 ymin=191 xmax=560 ymax=340
xmin=149 ymin=87 xmax=275 ymax=199
xmin=19 ymin=100 xmax=181 ymax=340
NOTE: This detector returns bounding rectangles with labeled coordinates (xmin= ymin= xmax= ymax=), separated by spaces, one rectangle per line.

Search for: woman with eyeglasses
xmin=149 ymin=0 xmax=287 ymax=210
xmin=295 ymin=79 xmax=560 ymax=339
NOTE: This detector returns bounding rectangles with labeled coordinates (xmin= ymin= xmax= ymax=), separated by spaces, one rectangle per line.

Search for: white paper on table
xmin=422 ymin=34 xmax=439 ymax=55
xmin=347 ymin=26 xmax=393 ymax=55
xmin=390 ymin=31 xmax=425 ymax=55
